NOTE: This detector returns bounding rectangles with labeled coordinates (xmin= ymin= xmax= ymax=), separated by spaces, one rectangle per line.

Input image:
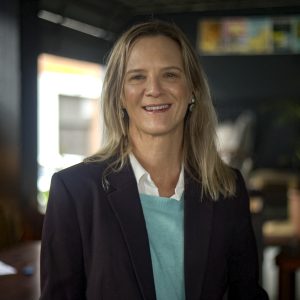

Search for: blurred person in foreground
xmin=40 ymin=20 xmax=268 ymax=300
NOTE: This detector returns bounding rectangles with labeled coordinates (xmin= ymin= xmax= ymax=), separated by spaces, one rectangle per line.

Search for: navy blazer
xmin=40 ymin=160 xmax=268 ymax=300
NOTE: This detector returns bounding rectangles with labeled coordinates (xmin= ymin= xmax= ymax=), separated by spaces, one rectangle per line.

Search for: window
xmin=37 ymin=54 xmax=104 ymax=212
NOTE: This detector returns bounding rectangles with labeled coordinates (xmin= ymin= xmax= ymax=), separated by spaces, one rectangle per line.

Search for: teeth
xmin=144 ymin=104 xmax=170 ymax=111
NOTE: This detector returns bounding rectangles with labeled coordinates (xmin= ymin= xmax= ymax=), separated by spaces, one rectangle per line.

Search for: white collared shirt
xmin=129 ymin=153 xmax=184 ymax=201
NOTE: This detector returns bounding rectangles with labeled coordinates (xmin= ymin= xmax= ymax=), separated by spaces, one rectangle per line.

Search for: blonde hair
xmin=86 ymin=20 xmax=236 ymax=199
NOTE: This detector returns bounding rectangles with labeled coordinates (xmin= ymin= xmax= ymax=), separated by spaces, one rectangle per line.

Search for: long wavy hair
xmin=86 ymin=20 xmax=236 ymax=199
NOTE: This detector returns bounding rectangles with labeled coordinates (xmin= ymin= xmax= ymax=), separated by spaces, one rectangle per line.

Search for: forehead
xmin=126 ymin=35 xmax=184 ymax=69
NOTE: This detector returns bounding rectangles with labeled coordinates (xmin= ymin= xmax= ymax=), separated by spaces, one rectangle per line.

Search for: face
xmin=122 ymin=35 xmax=192 ymax=140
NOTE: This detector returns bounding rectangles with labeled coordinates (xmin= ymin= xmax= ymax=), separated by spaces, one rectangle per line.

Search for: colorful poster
xmin=246 ymin=18 xmax=272 ymax=53
xmin=197 ymin=15 xmax=300 ymax=55
xmin=222 ymin=18 xmax=248 ymax=53
xmin=222 ymin=18 xmax=272 ymax=54
xmin=273 ymin=18 xmax=293 ymax=53
xmin=197 ymin=20 xmax=223 ymax=54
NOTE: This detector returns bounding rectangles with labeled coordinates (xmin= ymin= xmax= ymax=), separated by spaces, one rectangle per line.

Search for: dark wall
xmin=20 ymin=0 xmax=39 ymax=210
xmin=0 ymin=0 xmax=44 ymax=242
xmin=201 ymin=53 xmax=300 ymax=170
xmin=0 ymin=0 xmax=22 ymax=247
xmin=0 ymin=0 xmax=20 ymax=149
xmin=130 ymin=10 xmax=300 ymax=170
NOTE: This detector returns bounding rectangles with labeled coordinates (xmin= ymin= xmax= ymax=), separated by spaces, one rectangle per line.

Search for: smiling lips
xmin=143 ymin=104 xmax=171 ymax=112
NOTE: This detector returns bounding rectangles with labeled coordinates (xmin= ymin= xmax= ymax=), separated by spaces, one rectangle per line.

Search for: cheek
xmin=169 ymin=80 xmax=190 ymax=96
xmin=123 ymin=86 xmax=138 ymax=109
xmin=174 ymin=85 xmax=191 ymax=106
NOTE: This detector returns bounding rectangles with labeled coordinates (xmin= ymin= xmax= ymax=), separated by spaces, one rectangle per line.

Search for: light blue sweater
xmin=140 ymin=193 xmax=185 ymax=300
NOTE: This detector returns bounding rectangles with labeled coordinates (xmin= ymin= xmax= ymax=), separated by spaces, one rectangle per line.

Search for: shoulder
xmin=57 ymin=160 xmax=107 ymax=180
xmin=51 ymin=160 xmax=110 ymax=194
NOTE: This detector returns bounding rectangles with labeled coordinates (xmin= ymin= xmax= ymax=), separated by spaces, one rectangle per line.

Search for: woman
xmin=40 ymin=20 xmax=268 ymax=300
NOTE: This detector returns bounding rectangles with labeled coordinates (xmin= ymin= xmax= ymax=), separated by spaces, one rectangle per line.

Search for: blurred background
xmin=0 ymin=0 xmax=300 ymax=299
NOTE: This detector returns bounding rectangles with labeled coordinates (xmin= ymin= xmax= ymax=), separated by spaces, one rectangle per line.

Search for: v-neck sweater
xmin=140 ymin=193 xmax=185 ymax=300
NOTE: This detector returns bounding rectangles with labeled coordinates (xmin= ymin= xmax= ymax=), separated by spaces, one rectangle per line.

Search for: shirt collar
xmin=129 ymin=153 xmax=184 ymax=201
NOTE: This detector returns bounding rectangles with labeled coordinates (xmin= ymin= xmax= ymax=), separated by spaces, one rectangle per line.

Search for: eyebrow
xmin=126 ymin=69 xmax=145 ymax=75
xmin=126 ymin=66 xmax=184 ymax=75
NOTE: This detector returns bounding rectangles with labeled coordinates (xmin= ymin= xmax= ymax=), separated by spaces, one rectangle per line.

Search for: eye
xmin=129 ymin=74 xmax=145 ymax=81
xmin=164 ymin=72 xmax=178 ymax=79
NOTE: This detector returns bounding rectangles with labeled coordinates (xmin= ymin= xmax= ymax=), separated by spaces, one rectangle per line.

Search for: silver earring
xmin=189 ymin=98 xmax=195 ymax=112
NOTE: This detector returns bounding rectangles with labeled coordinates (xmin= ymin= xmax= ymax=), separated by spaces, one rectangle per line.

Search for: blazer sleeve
xmin=227 ymin=171 xmax=269 ymax=300
xmin=40 ymin=173 xmax=86 ymax=300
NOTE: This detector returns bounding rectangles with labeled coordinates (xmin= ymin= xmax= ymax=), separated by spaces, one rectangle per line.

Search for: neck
xmin=129 ymin=128 xmax=183 ymax=197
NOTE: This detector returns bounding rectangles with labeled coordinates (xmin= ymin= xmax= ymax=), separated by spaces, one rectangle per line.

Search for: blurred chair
xmin=276 ymin=242 xmax=300 ymax=300
xmin=248 ymin=169 xmax=300 ymax=246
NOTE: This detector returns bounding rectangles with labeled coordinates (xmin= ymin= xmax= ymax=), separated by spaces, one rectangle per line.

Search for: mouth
xmin=142 ymin=104 xmax=171 ymax=113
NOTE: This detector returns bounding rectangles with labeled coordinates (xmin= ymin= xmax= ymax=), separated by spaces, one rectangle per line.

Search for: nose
xmin=145 ymin=75 xmax=162 ymax=98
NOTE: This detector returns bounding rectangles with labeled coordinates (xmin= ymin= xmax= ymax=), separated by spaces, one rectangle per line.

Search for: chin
xmin=143 ymin=126 xmax=180 ymax=137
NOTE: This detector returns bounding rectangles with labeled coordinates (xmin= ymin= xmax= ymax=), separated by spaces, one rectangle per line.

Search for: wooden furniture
xmin=0 ymin=241 xmax=40 ymax=300
xmin=276 ymin=242 xmax=300 ymax=300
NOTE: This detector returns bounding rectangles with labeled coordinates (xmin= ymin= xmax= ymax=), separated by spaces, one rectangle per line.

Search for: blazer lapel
xmin=184 ymin=173 xmax=214 ymax=300
xmin=106 ymin=163 xmax=156 ymax=300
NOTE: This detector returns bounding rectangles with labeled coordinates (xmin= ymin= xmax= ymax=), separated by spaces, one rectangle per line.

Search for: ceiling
xmin=39 ymin=0 xmax=300 ymax=35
